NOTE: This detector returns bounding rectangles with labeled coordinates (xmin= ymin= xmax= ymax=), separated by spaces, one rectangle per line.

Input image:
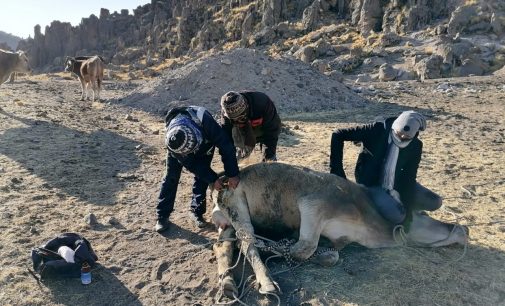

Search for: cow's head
xmin=16 ymin=51 xmax=32 ymax=74
xmin=64 ymin=57 xmax=75 ymax=72
xmin=404 ymin=211 xmax=468 ymax=247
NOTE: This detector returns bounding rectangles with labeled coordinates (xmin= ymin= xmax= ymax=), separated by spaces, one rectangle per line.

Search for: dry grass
xmin=231 ymin=2 xmax=257 ymax=14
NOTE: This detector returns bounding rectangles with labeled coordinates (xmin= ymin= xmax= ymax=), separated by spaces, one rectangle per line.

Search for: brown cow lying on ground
xmin=64 ymin=55 xmax=104 ymax=101
xmin=0 ymin=50 xmax=31 ymax=85
xmin=212 ymin=162 xmax=468 ymax=297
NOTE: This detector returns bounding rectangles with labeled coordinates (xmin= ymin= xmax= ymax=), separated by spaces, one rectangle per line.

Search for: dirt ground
xmin=0 ymin=73 xmax=504 ymax=306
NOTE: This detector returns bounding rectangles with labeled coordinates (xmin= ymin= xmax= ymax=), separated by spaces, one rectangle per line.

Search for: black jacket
xmin=221 ymin=91 xmax=281 ymax=159
xmin=330 ymin=117 xmax=422 ymax=206
xmin=165 ymin=106 xmax=239 ymax=182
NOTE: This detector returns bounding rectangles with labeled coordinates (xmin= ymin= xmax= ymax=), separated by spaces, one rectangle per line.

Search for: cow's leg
xmin=79 ymin=78 xmax=86 ymax=100
xmin=290 ymin=196 xmax=324 ymax=261
xmin=91 ymin=80 xmax=96 ymax=102
xmin=86 ymin=83 xmax=91 ymax=100
xmin=227 ymin=195 xmax=277 ymax=294
xmin=213 ymin=227 xmax=238 ymax=298
xmin=97 ymin=77 xmax=102 ymax=101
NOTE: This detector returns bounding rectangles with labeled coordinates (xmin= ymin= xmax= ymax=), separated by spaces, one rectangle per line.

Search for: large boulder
xmin=415 ymin=55 xmax=443 ymax=81
xmin=447 ymin=5 xmax=480 ymax=35
xmin=453 ymin=57 xmax=488 ymax=77
xmin=491 ymin=13 xmax=505 ymax=36
xmin=294 ymin=45 xmax=316 ymax=63
xmin=378 ymin=63 xmax=397 ymax=81
xmin=190 ymin=20 xmax=225 ymax=52
xmin=329 ymin=54 xmax=363 ymax=73
xmin=302 ymin=0 xmax=320 ymax=31
xmin=358 ymin=0 xmax=382 ymax=36
xmin=262 ymin=0 xmax=286 ymax=27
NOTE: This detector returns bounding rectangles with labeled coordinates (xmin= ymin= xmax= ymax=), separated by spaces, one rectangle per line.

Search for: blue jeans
xmin=367 ymin=183 xmax=442 ymax=224
xmin=156 ymin=151 xmax=213 ymax=219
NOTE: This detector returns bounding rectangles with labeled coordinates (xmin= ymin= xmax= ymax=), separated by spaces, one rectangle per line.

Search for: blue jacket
xmin=165 ymin=106 xmax=239 ymax=183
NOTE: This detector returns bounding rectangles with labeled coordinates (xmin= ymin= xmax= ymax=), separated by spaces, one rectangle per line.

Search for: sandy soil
xmin=0 ymin=72 xmax=504 ymax=306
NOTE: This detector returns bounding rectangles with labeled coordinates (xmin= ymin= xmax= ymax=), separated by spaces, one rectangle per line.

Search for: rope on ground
xmin=215 ymin=228 xmax=338 ymax=305
xmin=393 ymin=209 xmax=468 ymax=266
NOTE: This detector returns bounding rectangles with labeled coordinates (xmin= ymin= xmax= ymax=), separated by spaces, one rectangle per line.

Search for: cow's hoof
xmin=312 ymin=250 xmax=339 ymax=267
xmin=220 ymin=275 xmax=238 ymax=298
xmin=258 ymin=281 xmax=277 ymax=295
xmin=290 ymin=240 xmax=317 ymax=261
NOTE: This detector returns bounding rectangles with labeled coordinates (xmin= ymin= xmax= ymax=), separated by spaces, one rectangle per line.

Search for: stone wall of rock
xmin=17 ymin=0 xmax=505 ymax=72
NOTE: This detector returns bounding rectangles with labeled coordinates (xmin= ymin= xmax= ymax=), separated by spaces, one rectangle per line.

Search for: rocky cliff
xmin=0 ymin=31 xmax=22 ymax=50
xmin=17 ymin=0 xmax=505 ymax=80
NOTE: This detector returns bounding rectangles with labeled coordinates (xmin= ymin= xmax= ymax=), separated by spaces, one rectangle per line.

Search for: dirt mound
xmin=121 ymin=48 xmax=367 ymax=116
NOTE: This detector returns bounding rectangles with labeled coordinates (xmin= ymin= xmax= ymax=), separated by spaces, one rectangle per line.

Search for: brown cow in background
xmin=65 ymin=55 xmax=104 ymax=101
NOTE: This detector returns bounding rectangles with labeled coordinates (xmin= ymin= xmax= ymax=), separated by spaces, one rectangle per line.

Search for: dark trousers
xmin=191 ymin=176 xmax=208 ymax=216
xmin=368 ymin=183 xmax=442 ymax=224
xmin=156 ymin=152 xmax=212 ymax=219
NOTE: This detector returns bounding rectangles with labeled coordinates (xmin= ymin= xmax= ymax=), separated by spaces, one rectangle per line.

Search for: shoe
xmin=155 ymin=218 xmax=170 ymax=233
xmin=189 ymin=212 xmax=205 ymax=228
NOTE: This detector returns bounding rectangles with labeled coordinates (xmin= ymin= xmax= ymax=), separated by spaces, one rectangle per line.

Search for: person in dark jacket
xmin=329 ymin=110 xmax=442 ymax=225
xmin=220 ymin=91 xmax=281 ymax=162
xmin=155 ymin=106 xmax=240 ymax=232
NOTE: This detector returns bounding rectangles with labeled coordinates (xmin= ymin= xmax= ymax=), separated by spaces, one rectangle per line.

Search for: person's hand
xmin=213 ymin=178 xmax=224 ymax=191
xmin=227 ymin=176 xmax=240 ymax=190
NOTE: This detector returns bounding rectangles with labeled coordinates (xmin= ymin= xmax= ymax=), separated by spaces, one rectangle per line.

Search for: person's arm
xmin=330 ymin=122 xmax=378 ymax=178
xmin=397 ymin=141 xmax=422 ymax=205
xmin=202 ymin=111 xmax=240 ymax=178
xmin=220 ymin=113 xmax=234 ymax=142
xmin=260 ymin=99 xmax=281 ymax=160
xmin=246 ymin=92 xmax=280 ymax=160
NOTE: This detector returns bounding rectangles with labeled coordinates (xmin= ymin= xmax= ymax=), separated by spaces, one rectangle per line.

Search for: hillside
xmin=0 ymin=31 xmax=21 ymax=50
xmin=16 ymin=0 xmax=505 ymax=83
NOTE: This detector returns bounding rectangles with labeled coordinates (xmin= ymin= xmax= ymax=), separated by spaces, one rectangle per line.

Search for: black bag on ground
xmin=31 ymin=232 xmax=98 ymax=279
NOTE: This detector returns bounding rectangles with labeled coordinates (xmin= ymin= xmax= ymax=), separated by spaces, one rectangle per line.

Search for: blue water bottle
xmin=81 ymin=262 xmax=92 ymax=285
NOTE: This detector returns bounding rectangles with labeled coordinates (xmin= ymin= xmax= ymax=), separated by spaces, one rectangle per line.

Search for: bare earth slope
xmin=0 ymin=71 xmax=504 ymax=305
xmin=121 ymin=48 xmax=367 ymax=116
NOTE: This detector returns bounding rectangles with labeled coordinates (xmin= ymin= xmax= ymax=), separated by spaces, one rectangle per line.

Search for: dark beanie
xmin=220 ymin=91 xmax=248 ymax=119
xmin=165 ymin=115 xmax=202 ymax=155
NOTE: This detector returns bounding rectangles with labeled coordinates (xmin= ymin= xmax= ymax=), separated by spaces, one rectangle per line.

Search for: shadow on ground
xmin=0 ymin=110 xmax=142 ymax=205
xmin=41 ymin=264 xmax=141 ymax=306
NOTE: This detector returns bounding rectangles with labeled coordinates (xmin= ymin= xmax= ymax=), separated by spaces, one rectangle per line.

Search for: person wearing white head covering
xmin=155 ymin=106 xmax=240 ymax=232
xmin=330 ymin=111 xmax=441 ymax=225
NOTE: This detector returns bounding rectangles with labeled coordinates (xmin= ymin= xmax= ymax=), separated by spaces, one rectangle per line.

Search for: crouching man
xmin=220 ymin=91 xmax=281 ymax=162
xmin=155 ymin=106 xmax=240 ymax=232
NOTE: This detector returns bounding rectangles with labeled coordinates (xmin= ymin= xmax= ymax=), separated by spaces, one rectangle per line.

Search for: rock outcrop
xmin=13 ymin=0 xmax=505 ymax=81
xmin=16 ymin=0 xmax=467 ymax=69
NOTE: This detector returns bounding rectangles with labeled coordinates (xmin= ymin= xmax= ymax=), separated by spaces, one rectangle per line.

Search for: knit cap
xmin=220 ymin=91 xmax=248 ymax=120
xmin=165 ymin=114 xmax=203 ymax=155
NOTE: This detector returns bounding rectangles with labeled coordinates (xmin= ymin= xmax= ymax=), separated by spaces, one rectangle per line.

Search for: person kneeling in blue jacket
xmin=155 ymin=106 xmax=240 ymax=232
